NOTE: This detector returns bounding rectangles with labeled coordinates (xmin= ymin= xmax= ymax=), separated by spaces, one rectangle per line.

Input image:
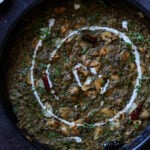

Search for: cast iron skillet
xmin=0 ymin=0 xmax=150 ymax=149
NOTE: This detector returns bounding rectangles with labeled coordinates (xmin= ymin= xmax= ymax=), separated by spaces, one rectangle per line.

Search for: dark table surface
xmin=0 ymin=0 xmax=150 ymax=150
xmin=0 ymin=1 xmax=38 ymax=149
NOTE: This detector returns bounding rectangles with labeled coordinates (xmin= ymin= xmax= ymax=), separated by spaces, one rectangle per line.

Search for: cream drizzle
xmin=72 ymin=64 xmax=94 ymax=89
xmin=42 ymin=19 xmax=59 ymax=101
xmin=90 ymin=67 xmax=97 ymax=75
xmin=74 ymin=3 xmax=80 ymax=10
xmin=53 ymin=95 xmax=60 ymax=101
xmin=45 ymin=65 xmax=60 ymax=100
xmin=67 ymin=136 xmax=82 ymax=143
xmin=30 ymin=25 xmax=142 ymax=129
xmin=84 ymin=76 xmax=92 ymax=86
xmin=49 ymin=18 xmax=55 ymax=29
xmin=98 ymin=74 xmax=102 ymax=78
xmin=45 ymin=64 xmax=53 ymax=88
xmin=100 ymin=79 xmax=110 ymax=94
xmin=122 ymin=20 xmax=128 ymax=31
xmin=72 ymin=65 xmax=82 ymax=87
xmin=30 ymin=40 xmax=46 ymax=109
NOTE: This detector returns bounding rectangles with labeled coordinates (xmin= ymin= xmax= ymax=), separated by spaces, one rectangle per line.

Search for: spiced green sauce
xmin=7 ymin=0 xmax=150 ymax=149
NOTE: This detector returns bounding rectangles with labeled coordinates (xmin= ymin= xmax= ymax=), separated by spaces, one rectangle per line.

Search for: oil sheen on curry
xmin=7 ymin=1 xmax=150 ymax=150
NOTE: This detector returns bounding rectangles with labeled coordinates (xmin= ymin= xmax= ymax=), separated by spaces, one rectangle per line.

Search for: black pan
xmin=0 ymin=0 xmax=150 ymax=149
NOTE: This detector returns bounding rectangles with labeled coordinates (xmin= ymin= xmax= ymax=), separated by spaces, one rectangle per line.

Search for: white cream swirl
xmin=30 ymin=24 xmax=142 ymax=129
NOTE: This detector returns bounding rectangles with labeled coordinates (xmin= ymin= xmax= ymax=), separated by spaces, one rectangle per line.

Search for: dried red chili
xmin=42 ymin=73 xmax=51 ymax=91
xmin=130 ymin=101 xmax=144 ymax=120
xmin=82 ymin=34 xmax=97 ymax=44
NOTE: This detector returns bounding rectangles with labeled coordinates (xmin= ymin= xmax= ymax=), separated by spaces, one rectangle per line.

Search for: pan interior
xmin=5 ymin=0 xmax=150 ymax=149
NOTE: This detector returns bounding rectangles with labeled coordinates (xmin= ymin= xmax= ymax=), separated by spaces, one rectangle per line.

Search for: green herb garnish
xmin=129 ymin=55 xmax=135 ymax=63
xmin=83 ymin=123 xmax=95 ymax=130
xmin=48 ymin=132 xmax=59 ymax=138
xmin=128 ymin=32 xmax=144 ymax=42
xmin=12 ymin=106 xmax=18 ymax=114
xmin=125 ymin=42 xmax=132 ymax=49
xmin=64 ymin=141 xmax=72 ymax=148
xmin=39 ymin=63 xmax=47 ymax=69
xmin=82 ymin=47 xmax=88 ymax=54
xmin=134 ymin=122 xmax=140 ymax=129
xmin=55 ymin=67 xmax=61 ymax=77
xmin=40 ymin=27 xmax=52 ymax=45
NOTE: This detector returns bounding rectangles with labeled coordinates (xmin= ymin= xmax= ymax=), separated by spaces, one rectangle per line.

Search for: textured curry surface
xmin=7 ymin=1 xmax=150 ymax=149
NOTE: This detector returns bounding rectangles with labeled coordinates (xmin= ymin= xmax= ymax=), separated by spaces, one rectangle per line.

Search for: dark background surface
xmin=0 ymin=0 xmax=150 ymax=150
xmin=0 ymin=1 xmax=38 ymax=149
